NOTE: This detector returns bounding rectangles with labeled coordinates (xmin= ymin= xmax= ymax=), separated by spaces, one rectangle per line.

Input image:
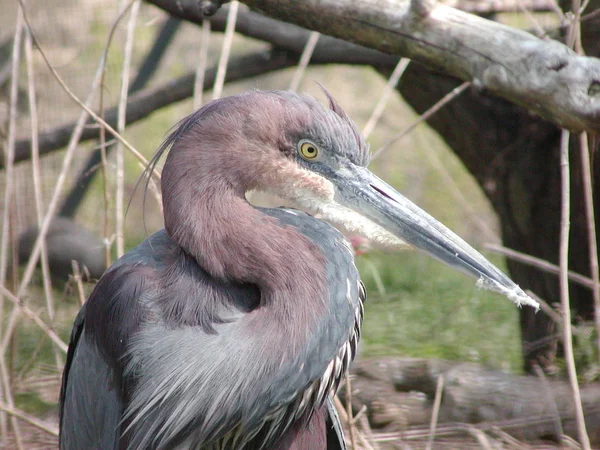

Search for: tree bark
xmin=210 ymin=0 xmax=600 ymax=133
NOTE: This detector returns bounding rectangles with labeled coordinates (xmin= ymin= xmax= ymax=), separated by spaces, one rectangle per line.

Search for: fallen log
xmin=344 ymin=358 xmax=600 ymax=445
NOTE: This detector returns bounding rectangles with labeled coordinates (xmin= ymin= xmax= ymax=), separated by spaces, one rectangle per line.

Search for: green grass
xmin=356 ymin=251 xmax=523 ymax=372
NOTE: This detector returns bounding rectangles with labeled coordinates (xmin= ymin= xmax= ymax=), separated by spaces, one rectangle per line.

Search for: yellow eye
xmin=299 ymin=141 xmax=319 ymax=160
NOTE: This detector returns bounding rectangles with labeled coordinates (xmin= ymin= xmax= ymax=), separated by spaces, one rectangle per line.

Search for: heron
xmin=59 ymin=89 xmax=537 ymax=450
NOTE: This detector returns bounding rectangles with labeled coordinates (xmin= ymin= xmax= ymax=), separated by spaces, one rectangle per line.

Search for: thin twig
xmin=288 ymin=31 xmax=320 ymax=92
xmin=362 ymin=58 xmax=410 ymax=139
xmin=465 ymin=426 xmax=494 ymax=450
xmin=425 ymin=374 xmax=444 ymax=450
xmin=193 ymin=20 xmax=211 ymax=109
xmin=0 ymin=9 xmax=25 ymax=448
xmin=558 ymin=129 xmax=590 ymax=450
xmin=212 ymin=1 xmax=239 ymax=100
xmin=372 ymin=81 xmax=470 ymax=160
xmin=0 ymin=402 xmax=59 ymax=437
xmin=515 ymin=0 xmax=549 ymax=38
xmin=116 ymin=0 xmax=141 ymax=258
xmin=0 ymin=285 xmax=68 ymax=353
xmin=578 ymin=132 xmax=600 ymax=359
xmin=71 ymin=261 xmax=87 ymax=307
xmin=0 ymin=357 xmax=23 ymax=450
xmin=24 ymin=26 xmax=60 ymax=369
xmin=485 ymin=243 xmax=597 ymax=290
xmin=0 ymin=0 xmax=24 ymax=317
xmin=358 ymin=414 xmax=379 ymax=450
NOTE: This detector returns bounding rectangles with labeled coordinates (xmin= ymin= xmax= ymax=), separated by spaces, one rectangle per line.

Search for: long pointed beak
xmin=333 ymin=163 xmax=538 ymax=309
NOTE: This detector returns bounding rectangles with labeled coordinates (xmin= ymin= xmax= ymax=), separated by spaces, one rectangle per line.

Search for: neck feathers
xmin=162 ymin=153 xmax=327 ymax=325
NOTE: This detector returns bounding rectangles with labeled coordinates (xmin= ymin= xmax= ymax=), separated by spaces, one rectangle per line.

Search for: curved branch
xmin=7 ymin=49 xmax=298 ymax=168
xmin=156 ymin=0 xmax=600 ymax=133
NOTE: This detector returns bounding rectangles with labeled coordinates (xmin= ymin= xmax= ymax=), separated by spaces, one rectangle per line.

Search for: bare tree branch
xmin=158 ymin=0 xmax=600 ymax=133
xmin=8 ymin=49 xmax=300 ymax=168
xmin=10 ymin=11 xmax=398 ymax=167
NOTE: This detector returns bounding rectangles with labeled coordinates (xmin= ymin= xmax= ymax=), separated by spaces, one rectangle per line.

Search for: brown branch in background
xmin=228 ymin=0 xmax=600 ymax=133
xmin=486 ymin=243 xmax=597 ymax=290
xmin=10 ymin=49 xmax=306 ymax=167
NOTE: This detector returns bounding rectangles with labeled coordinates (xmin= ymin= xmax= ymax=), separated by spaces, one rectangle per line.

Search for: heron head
xmin=157 ymin=89 xmax=537 ymax=309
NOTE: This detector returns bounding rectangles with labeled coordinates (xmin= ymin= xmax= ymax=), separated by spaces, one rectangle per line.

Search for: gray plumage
xmin=61 ymin=213 xmax=361 ymax=449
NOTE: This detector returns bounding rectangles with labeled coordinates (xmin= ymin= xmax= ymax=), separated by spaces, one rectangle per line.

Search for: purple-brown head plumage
xmin=150 ymin=89 xmax=538 ymax=309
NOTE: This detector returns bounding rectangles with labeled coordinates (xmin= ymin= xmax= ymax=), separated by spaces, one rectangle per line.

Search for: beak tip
xmin=476 ymin=277 xmax=540 ymax=311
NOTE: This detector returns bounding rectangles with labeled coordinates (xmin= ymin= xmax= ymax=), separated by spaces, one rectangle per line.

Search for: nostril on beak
xmin=370 ymin=184 xmax=398 ymax=204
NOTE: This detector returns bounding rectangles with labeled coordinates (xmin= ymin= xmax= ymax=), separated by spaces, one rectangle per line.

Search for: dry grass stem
xmin=465 ymin=426 xmax=494 ymax=450
xmin=558 ymin=129 xmax=590 ymax=449
xmin=0 ymin=285 xmax=68 ymax=353
xmin=0 ymin=0 xmax=24 ymax=315
xmin=116 ymin=0 xmax=141 ymax=258
xmin=98 ymin=0 xmax=139 ymax=267
xmin=0 ymin=357 xmax=23 ymax=449
xmin=372 ymin=81 xmax=470 ymax=160
xmin=1 ymin=0 xmax=120 ymax=354
xmin=0 ymin=8 xmax=25 ymax=446
xmin=485 ymin=243 xmax=597 ymax=290
xmin=212 ymin=1 xmax=239 ymax=100
xmin=288 ymin=31 xmax=320 ymax=92
xmin=358 ymin=414 xmax=379 ymax=450
xmin=333 ymin=395 xmax=373 ymax=450
xmin=0 ymin=402 xmax=59 ymax=437
xmin=345 ymin=373 xmax=357 ymax=449
xmin=362 ymin=58 xmax=410 ymax=139
xmin=193 ymin=20 xmax=211 ymax=109
xmin=425 ymin=374 xmax=444 ymax=450
xmin=489 ymin=427 xmax=529 ymax=449
xmin=71 ymin=262 xmax=88 ymax=307
xmin=25 ymin=26 xmax=61 ymax=369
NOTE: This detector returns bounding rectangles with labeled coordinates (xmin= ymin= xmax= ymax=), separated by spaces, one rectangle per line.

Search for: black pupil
xmin=306 ymin=146 xmax=315 ymax=154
